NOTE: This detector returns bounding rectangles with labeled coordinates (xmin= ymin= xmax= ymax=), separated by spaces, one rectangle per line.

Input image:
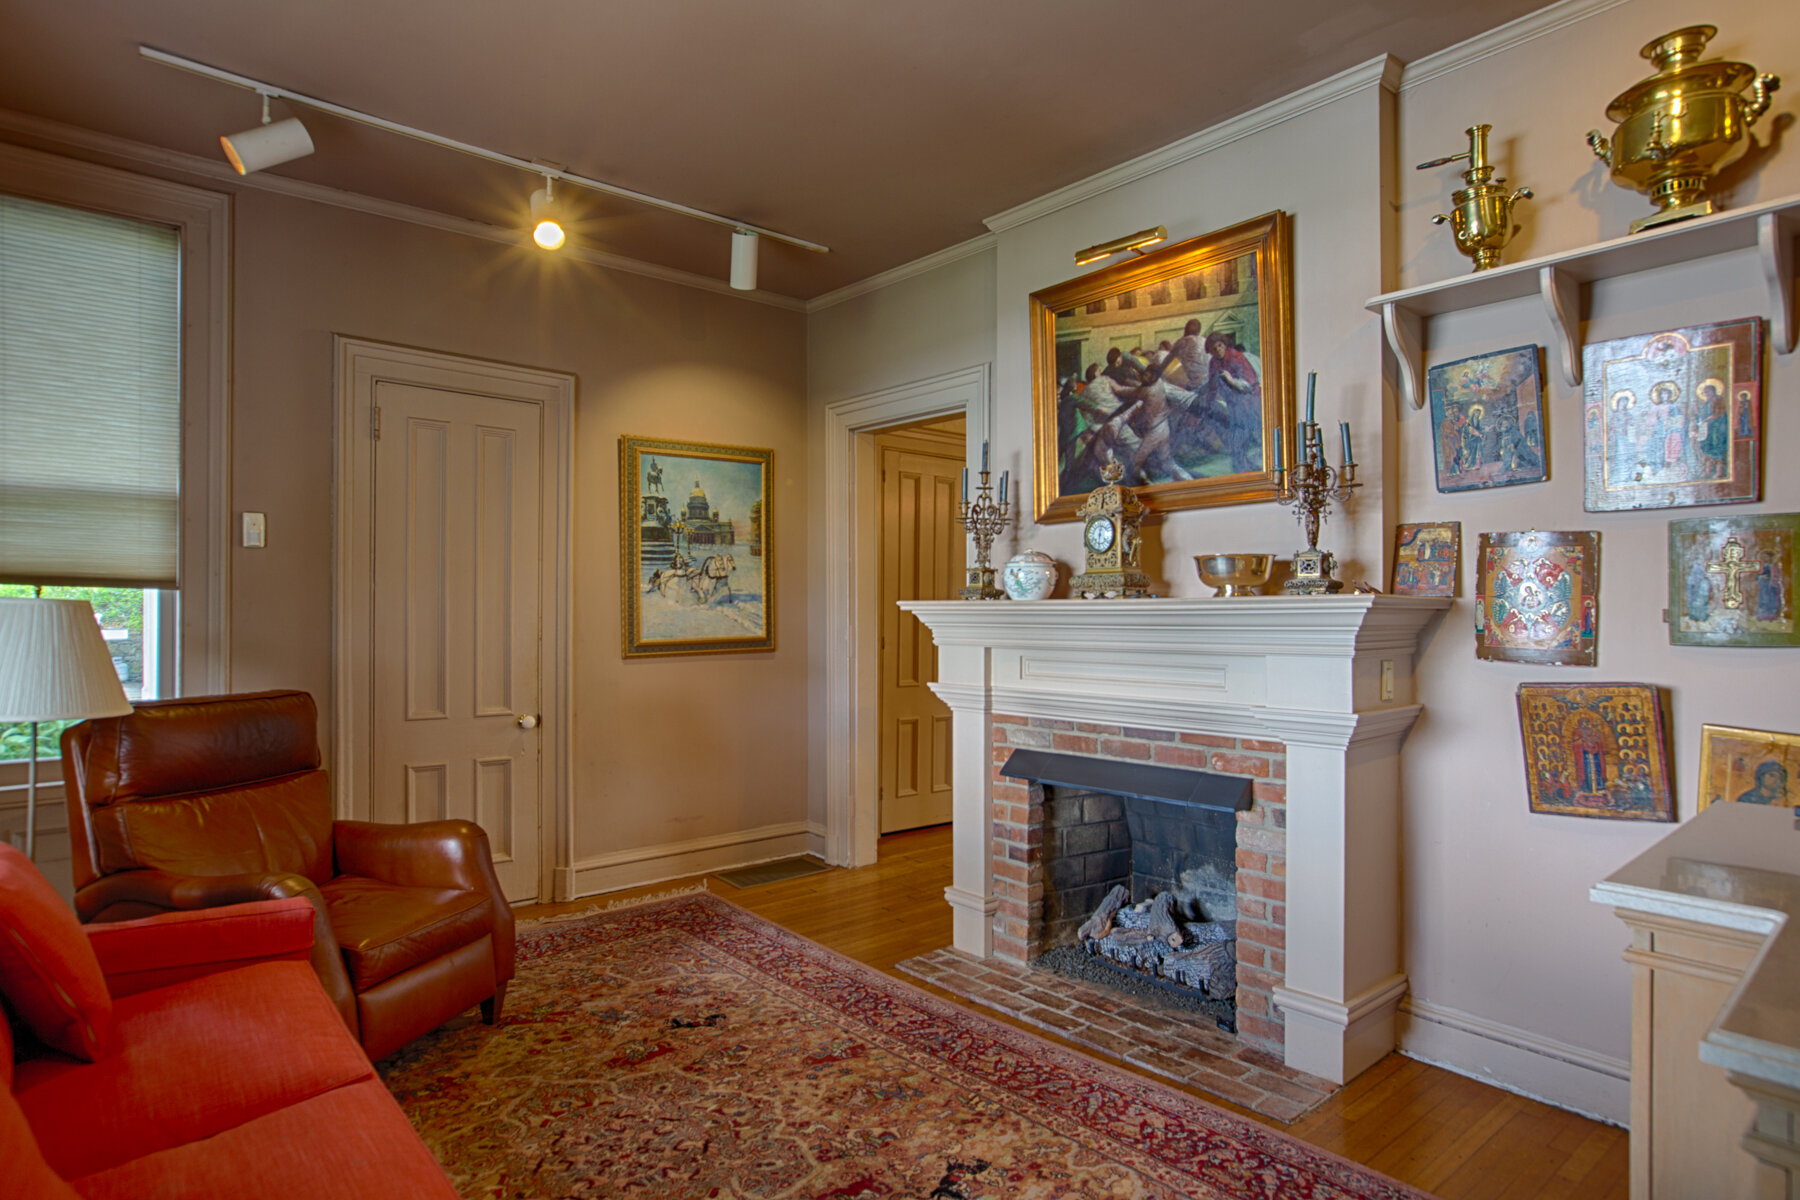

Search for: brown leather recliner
xmin=60 ymin=690 xmax=516 ymax=1061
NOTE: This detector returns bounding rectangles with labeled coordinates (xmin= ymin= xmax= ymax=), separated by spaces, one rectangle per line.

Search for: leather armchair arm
xmin=76 ymin=868 xmax=358 ymax=1037
xmin=334 ymin=819 xmax=515 ymax=984
xmin=86 ymin=897 xmax=316 ymax=997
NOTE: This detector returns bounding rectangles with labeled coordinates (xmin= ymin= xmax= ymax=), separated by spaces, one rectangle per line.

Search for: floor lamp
xmin=0 ymin=598 xmax=133 ymax=860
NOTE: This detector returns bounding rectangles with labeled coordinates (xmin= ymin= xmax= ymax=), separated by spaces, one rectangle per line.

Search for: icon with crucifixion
xmin=1670 ymin=515 xmax=1800 ymax=648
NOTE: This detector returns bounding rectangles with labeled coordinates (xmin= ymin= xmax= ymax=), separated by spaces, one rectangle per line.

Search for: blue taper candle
xmin=999 ymin=470 xmax=1008 ymax=505
xmin=1273 ymin=426 xmax=1284 ymax=472
xmin=1340 ymin=421 xmax=1353 ymax=465
xmin=981 ymin=441 xmax=989 ymax=472
xmin=961 ymin=468 xmax=968 ymax=503
xmin=1305 ymin=372 xmax=1316 ymax=425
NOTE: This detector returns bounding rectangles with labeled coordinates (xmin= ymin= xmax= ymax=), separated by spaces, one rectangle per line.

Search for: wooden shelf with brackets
xmin=1368 ymin=192 xmax=1800 ymax=409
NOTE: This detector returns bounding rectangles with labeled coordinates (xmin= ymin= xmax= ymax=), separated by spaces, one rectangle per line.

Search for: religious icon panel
xmin=1582 ymin=317 xmax=1762 ymax=512
xmin=1517 ymin=683 xmax=1675 ymax=821
xmin=1697 ymin=724 xmax=1800 ymax=811
xmin=1475 ymin=530 xmax=1598 ymax=665
xmin=1392 ymin=521 xmax=1461 ymax=597
xmin=1668 ymin=513 xmax=1800 ymax=647
xmin=1427 ymin=346 xmax=1546 ymax=493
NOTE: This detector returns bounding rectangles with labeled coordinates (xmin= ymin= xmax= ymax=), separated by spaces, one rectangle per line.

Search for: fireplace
xmin=900 ymin=595 xmax=1448 ymax=1084
xmin=994 ymin=726 xmax=1287 ymax=1050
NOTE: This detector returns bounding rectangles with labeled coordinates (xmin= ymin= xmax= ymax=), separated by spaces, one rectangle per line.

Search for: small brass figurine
xmin=1587 ymin=25 xmax=1781 ymax=234
xmin=1418 ymin=125 xmax=1533 ymax=272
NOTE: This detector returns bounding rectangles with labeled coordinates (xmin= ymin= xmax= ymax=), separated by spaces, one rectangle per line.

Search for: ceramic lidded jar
xmin=1001 ymin=549 xmax=1059 ymax=601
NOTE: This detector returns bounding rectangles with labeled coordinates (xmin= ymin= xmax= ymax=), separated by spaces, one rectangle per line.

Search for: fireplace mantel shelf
xmin=903 ymin=595 xmax=1450 ymax=653
xmin=902 ymin=592 xmax=1451 ymax=1086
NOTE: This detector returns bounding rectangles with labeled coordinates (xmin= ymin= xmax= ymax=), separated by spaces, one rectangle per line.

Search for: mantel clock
xmin=1069 ymin=460 xmax=1154 ymax=599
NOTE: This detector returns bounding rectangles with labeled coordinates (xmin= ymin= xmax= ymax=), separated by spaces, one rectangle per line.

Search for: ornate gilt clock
xmin=1069 ymin=459 xmax=1154 ymax=599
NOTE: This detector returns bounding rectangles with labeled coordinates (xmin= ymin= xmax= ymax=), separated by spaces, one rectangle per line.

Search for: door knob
xmin=516 ymin=714 xmax=539 ymax=730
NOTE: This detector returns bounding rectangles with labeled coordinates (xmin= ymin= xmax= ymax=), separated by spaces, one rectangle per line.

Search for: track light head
xmin=730 ymin=228 xmax=759 ymax=291
xmin=530 ymin=180 xmax=565 ymax=250
xmin=220 ymin=96 xmax=313 ymax=175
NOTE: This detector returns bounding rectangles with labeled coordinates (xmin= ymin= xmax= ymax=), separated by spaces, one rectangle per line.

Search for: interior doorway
xmin=875 ymin=418 xmax=965 ymax=833
xmin=821 ymin=364 xmax=988 ymax=868
xmin=335 ymin=337 xmax=573 ymax=905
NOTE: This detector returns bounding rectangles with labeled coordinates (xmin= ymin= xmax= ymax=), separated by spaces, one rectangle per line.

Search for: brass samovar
xmin=1419 ymin=124 xmax=1533 ymax=271
xmin=1587 ymin=25 xmax=1780 ymax=233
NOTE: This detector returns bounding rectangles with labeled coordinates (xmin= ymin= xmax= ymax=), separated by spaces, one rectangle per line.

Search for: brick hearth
xmin=988 ymin=714 xmax=1288 ymax=1055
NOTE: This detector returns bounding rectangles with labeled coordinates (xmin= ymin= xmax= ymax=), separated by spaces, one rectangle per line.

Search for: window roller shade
xmin=0 ymin=194 xmax=180 ymax=588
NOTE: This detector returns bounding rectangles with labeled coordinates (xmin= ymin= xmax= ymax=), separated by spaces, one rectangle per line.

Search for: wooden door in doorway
xmin=878 ymin=431 xmax=964 ymax=833
xmin=371 ymin=381 xmax=543 ymax=902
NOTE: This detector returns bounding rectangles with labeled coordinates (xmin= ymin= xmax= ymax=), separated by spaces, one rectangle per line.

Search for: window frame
xmin=0 ymin=142 xmax=231 ymax=696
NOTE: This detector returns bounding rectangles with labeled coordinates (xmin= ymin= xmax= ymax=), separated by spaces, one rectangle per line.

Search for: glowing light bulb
xmin=529 ymin=183 xmax=564 ymax=251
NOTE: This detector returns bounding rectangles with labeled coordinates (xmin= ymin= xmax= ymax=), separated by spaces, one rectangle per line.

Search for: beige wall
xmin=803 ymin=0 xmax=1798 ymax=1122
xmin=0 ymin=137 xmax=813 ymax=891
xmin=226 ymin=190 xmax=811 ymax=870
xmin=1390 ymin=0 xmax=1800 ymax=1119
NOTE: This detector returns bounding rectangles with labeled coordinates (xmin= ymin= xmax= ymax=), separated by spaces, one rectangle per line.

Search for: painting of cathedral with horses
xmin=619 ymin=436 xmax=773 ymax=657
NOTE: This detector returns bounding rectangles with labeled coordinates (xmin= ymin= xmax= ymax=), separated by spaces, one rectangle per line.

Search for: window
xmin=0 ymin=145 xmax=227 ymax=800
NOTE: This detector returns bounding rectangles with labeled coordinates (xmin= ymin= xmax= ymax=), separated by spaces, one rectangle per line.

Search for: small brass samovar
xmin=1587 ymin=25 xmax=1780 ymax=234
xmin=1418 ymin=125 xmax=1533 ymax=271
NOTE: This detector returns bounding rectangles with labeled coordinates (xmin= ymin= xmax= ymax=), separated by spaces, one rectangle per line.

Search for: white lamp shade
xmin=221 ymin=117 xmax=314 ymax=175
xmin=0 ymin=598 xmax=133 ymax=723
xmin=730 ymin=228 xmax=758 ymax=291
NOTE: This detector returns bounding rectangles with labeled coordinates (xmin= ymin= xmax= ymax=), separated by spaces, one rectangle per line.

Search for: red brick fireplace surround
xmin=900 ymin=596 xmax=1448 ymax=1084
xmin=990 ymin=716 xmax=1289 ymax=1053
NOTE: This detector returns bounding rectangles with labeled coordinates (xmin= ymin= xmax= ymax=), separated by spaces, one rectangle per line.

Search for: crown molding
xmin=1398 ymin=0 xmax=1637 ymax=91
xmin=806 ymin=230 xmax=996 ymax=313
xmin=982 ymin=54 xmax=1401 ymax=236
xmin=0 ymin=107 xmax=805 ymax=312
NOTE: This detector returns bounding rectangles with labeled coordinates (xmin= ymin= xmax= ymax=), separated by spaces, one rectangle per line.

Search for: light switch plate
xmin=242 ymin=511 xmax=266 ymax=548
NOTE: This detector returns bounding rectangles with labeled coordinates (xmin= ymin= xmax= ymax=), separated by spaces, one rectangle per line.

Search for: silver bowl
xmin=1195 ymin=553 xmax=1273 ymax=597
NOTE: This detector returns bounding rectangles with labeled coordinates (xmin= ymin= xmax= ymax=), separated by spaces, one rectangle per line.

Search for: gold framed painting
xmin=1697 ymin=724 xmax=1800 ymax=810
xmin=1030 ymin=211 xmax=1295 ymax=522
xmin=620 ymin=436 xmax=772 ymax=658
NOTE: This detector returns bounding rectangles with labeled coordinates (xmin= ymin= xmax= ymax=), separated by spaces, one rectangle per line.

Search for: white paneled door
xmin=371 ymin=381 xmax=542 ymax=902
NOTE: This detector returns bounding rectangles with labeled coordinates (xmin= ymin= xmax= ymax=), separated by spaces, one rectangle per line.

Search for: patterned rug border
xmin=513 ymin=890 xmax=1437 ymax=1200
xmin=513 ymin=881 xmax=712 ymax=928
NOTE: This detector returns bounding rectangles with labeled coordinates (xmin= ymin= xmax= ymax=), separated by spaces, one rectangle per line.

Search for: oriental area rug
xmin=380 ymin=892 xmax=1432 ymax=1199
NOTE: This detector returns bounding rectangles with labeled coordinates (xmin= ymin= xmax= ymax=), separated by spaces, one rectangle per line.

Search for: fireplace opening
xmin=1000 ymin=750 xmax=1250 ymax=1033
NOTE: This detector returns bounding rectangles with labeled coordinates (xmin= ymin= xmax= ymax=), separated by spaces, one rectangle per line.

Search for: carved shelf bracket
xmin=1371 ymin=193 xmax=1800 ymax=412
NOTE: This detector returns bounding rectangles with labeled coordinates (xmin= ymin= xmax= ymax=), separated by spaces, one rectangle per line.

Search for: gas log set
xmin=1076 ymin=883 xmax=1237 ymax=1003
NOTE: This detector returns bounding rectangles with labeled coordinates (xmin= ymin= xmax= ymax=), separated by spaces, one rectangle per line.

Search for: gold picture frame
xmin=1697 ymin=723 xmax=1800 ymax=810
xmin=1030 ymin=211 xmax=1295 ymax=522
xmin=619 ymin=435 xmax=772 ymax=658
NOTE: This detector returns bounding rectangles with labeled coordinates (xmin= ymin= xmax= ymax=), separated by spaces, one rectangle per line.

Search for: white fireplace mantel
xmin=902 ymin=594 xmax=1451 ymax=1084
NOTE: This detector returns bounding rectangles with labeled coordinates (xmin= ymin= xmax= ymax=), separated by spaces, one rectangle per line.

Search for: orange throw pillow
xmin=0 ymin=843 xmax=114 ymax=1061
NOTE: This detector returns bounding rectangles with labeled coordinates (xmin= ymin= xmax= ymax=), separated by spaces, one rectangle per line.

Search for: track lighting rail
xmin=139 ymin=45 xmax=829 ymax=255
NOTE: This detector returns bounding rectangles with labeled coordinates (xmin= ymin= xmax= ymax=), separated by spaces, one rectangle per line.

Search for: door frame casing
xmin=821 ymin=364 xmax=989 ymax=868
xmin=334 ymin=336 xmax=574 ymax=902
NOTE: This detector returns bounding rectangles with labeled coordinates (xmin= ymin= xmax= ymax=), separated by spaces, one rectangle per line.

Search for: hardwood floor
xmin=515 ymin=825 xmax=1628 ymax=1199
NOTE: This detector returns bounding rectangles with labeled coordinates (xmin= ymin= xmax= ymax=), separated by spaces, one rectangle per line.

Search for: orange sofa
xmin=0 ymin=843 xmax=459 ymax=1199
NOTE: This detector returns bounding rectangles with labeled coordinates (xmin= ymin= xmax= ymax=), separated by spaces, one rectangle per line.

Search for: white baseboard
xmin=1399 ymin=996 xmax=1630 ymax=1126
xmin=806 ymin=821 xmax=828 ymax=860
xmin=557 ymin=821 xmax=814 ymax=899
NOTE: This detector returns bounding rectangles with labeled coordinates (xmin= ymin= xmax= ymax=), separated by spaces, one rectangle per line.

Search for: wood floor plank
xmin=514 ymin=825 xmax=1628 ymax=1196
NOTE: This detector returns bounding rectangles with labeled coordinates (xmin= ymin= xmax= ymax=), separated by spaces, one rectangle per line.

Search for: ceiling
xmin=0 ymin=0 xmax=1556 ymax=301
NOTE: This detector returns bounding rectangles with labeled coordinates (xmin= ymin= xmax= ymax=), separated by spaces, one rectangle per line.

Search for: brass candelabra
xmin=1275 ymin=374 xmax=1360 ymax=595
xmin=956 ymin=449 xmax=1011 ymax=601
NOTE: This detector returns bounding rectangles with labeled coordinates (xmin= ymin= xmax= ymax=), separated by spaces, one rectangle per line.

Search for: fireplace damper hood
xmin=999 ymin=749 xmax=1252 ymax=813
